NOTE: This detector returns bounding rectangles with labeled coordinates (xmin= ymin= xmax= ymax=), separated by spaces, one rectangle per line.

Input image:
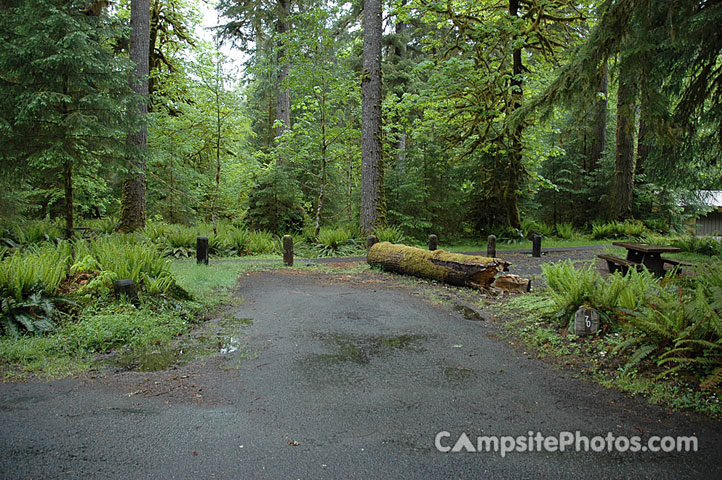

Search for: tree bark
xmin=505 ymin=0 xmax=523 ymax=229
xmin=361 ymin=0 xmax=385 ymax=234
xmin=63 ymin=157 xmax=74 ymax=237
xmin=368 ymin=242 xmax=509 ymax=288
xmin=588 ymin=60 xmax=608 ymax=175
xmin=119 ymin=0 xmax=150 ymax=232
xmin=314 ymin=91 xmax=328 ymax=237
xmin=613 ymin=56 xmax=637 ymax=220
xmin=275 ymin=0 xmax=291 ymax=147
xmin=587 ymin=59 xmax=608 ymax=217
xmin=636 ymin=111 xmax=650 ymax=180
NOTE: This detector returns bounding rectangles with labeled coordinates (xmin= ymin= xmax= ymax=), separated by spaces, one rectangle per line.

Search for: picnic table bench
xmin=598 ymin=242 xmax=687 ymax=276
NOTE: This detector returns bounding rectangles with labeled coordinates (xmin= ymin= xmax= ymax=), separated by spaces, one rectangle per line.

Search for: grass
xmin=0 ymin=297 xmax=201 ymax=380
xmin=170 ymin=258 xmax=282 ymax=304
xmin=445 ymin=238 xmax=612 ymax=253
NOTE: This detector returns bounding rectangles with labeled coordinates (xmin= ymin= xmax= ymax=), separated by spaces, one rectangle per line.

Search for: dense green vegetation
xmin=501 ymin=258 xmax=722 ymax=416
xmin=1 ymin=0 xmax=721 ymax=415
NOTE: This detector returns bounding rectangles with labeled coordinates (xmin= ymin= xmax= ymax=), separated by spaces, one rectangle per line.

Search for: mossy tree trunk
xmin=367 ymin=242 xmax=509 ymax=288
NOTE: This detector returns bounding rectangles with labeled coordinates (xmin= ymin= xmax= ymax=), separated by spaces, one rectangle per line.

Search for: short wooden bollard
xmin=574 ymin=307 xmax=600 ymax=336
xmin=428 ymin=234 xmax=438 ymax=251
xmin=366 ymin=235 xmax=378 ymax=251
xmin=487 ymin=234 xmax=496 ymax=258
xmin=113 ymin=279 xmax=139 ymax=306
xmin=196 ymin=236 xmax=209 ymax=264
xmin=283 ymin=235 xmax=293 ymax=266
xmin=532 ymin=234 xmax=542 ymax=258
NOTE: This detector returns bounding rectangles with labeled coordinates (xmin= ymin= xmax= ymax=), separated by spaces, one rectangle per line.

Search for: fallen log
xmin=367 ymin=242 xmax=510 ymax=288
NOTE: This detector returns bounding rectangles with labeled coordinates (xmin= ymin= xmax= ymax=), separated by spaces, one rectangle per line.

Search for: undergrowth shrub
xmin=314 ymin=226 xmax=362 ymax=257
xmin=73 ymin=237 xmax=181 ymax=296
xmin=374 ymin=225 xmax=406 ymax=244
xmin=591 ymin=219 xmax=647 ymax=239
xmin=541 ymin=259 xmax=722 ymax=389
xmin=555 ymin=222 xmax=580 ymax=240
xmin=0 ymin=243 xmax=72 ymax=335
xmin=521 ymin=218 xmax=554 ymax=239
xmin=670 ymin=236 xmax=722 ymax=257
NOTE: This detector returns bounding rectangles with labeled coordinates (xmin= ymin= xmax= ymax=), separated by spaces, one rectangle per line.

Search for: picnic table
xmin=598 ymin=242 xmax=682 ymax=276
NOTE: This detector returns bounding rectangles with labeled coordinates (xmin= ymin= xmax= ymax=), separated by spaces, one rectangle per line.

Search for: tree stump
xmin=532 ymin=235 xmax=542 ymax=258
xmin=196 ymin=236 xmax=209 ymax=265
xmin=492 ymin=274 xmax=530 ymax=293
xmin=367 ymin=242 xmax=509 ymax=288
xmin=487 ymin=235 xmax=496 ymax=258
xmin=366 ymin=235 xmax=378 ymax=251
xmin=283 ymin=235 xmax=293 ymax=266
xmin=113 ymin=279 xmax=139 ymax=306
xmin=428 ymin=234 xmax=438 ymax=251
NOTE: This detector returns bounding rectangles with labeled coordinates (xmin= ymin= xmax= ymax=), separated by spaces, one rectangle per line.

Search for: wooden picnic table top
xmin=612 ymin=241 xmax=681 ymax=254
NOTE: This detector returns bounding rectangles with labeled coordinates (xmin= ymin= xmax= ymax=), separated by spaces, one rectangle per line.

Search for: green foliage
xmin=542 ymin=257 xmax=722 ymax=389
xmin=670 ymin=236 xmax=722 ymax=257
xmin=542 ymin=260 xmax=659 ymax=325
xmin=521 ymin=218 xmax=554 ymax=239
xmin=65 ymin=302 xmax=194 ymax=354
xmin=8 ymin=220 xmax=64 ymax=245
xmin=0 ymin=243 xmax=71 ymax=302
xmin=374 ymin=225 xmax=406 ymax=244
xmin=0 ymin=0 xmax=137 ymax=229
xmin=1 ymin=293 xmax=57 ymax=337
xmin=591 ymin=220 xmax=648 ymax=239
xmin=247 ymin=230 xmax=279 ymax=255
xmin=246 ymin=166 xmax=305 ymax=235
xmin=314 ymin=226 xmax=363 ymax=257
xmin=0 ymin=243 xmax=71 ymax=335
xmin=73 ymin=237 xmax=181 ymax=296
xmin=555 ymin=222 xmax=580 ymax=240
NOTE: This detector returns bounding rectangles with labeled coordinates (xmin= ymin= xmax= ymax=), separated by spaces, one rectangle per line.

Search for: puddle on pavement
xmin=308 ymin=332 xmax=427 ymax=365
xmin=443 ymin=365 xmax=476 ymax=384
xmin=109 ymin=317 xmax=253 ymax=372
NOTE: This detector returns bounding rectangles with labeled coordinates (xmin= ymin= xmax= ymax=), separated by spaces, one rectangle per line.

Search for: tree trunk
xmin=505 ymin=0 xmax=523 ymax=229
xmin=636 ymin=112 xmax=650 ymax=180
xmin=589 ymin=60 xmax=608 ymax=174
xmin=587 ymin=59 xmax=608 ymax=216
xmin=314 ymin=92 xmax=328 ymax=237
xmin=119 ymin=0 xmax=149 ymax=232
xmin=275 ymin=0 xmax=291 ymax=146
xmin=361 ymin=0 xmax=385 ymax=234
xmin=212 ymin=48 xmax=223 ymax=236
xmin=368 ymin=242 xmax=509 ymax=288
xmin=63 ymin=157 xmax=74 ymax=237
xmin=614 ymin=56 xmax=637 ymax=220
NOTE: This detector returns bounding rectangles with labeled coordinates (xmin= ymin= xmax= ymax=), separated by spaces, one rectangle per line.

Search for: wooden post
xmin=366 ymin=235 xmax=378 ymax=251
xmin=113 ymin=279 xmax=139 ymax=306
xmin=532 ymin=235 xmax=542 ymax=258
xmin=196 ymin=236 xmax=209 ymax=265
xmin=428 ymin=234 xmax=438 ymax=251
xmin=283 ymin=235 xmax=293 ymax=266
xmin=487 ymin=235 xmax=496 ymax=258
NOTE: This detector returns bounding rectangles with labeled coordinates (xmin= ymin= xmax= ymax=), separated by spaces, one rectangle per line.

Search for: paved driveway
xmin=1 ymin=271 xmax=721 ymax=479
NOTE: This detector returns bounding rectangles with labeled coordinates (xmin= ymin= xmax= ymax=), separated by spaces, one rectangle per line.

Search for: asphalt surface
xmin=2 ymin=270 xmax=722 ymax=479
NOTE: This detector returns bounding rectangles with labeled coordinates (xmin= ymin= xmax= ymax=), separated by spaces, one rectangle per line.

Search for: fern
xmin=700 ymin=366 xmax=722 ymax=390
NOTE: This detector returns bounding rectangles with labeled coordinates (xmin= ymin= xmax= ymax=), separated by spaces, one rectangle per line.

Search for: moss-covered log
xmin=367 ymin=242 xmax=510 ymax=288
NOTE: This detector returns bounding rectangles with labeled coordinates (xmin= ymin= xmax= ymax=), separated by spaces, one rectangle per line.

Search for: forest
xmin=1 ymin=0 xmax=722 ymax=413
xmin=1 ymin=0 xmax=720 ymax=239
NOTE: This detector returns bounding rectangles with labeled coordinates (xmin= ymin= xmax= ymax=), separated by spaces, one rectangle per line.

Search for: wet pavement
xmin=1 ymin=270 xmax=721 ymax=479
